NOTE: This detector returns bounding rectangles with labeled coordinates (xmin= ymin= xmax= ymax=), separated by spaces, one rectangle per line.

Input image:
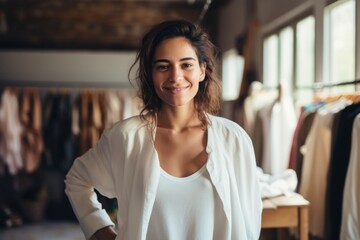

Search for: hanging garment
xmin=324 ymin=102 xmax=360 ymax=240
xmin=100 ymin=90 xmax=123 ymax=130
xmin=340 ymin=113 xmax=360 ymax=240
xmin=252 ymin=111 xmax=264 ymax=166
xmin=121 ymin=91 xmax=141 ymax=120
xmin=42 ymin=92 xmax=73 ymax=171
xmin=242 ymin=82 xmax=277 ymax=141
xmin=288 ymin=102 xmax=323 ymax=188
xmin=89 ymin=91 xmax=103 ymax=148
xmin=19 ymin=89 xmax=44 ymax=173
xmin=0 ymin=89 xmax=23 ymax=175
xmin=78 ymin=90 xmax=105 ymax=155
xmin=257 ymin=95 xmax=296 ymax=175
xmin=268 ymin=96 xmax=297 ymax=175
xmin=256 ymin=101 xmax=276 ymax=173
xmin=299 ymin=98 xmax=351 ymax=238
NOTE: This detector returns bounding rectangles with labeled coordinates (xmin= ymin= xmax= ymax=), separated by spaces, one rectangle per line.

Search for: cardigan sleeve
xmin=64 ymin=128 xmax=117 ymax=240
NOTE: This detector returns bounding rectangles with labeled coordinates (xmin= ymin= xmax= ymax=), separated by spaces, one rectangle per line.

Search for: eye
xmin=155 ymin=64 xmax=169 ymax=72
xmin=182 ymin=63 xmax=193 ymax=69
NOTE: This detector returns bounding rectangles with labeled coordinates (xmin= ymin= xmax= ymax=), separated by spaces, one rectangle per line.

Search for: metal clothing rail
xmin=312 ymin=79 xmax=360 ymax=90
xmin=294 ymin=79 xmax=360 ymax=90
xmin=0 ymin=80 xmax=134 ymax=89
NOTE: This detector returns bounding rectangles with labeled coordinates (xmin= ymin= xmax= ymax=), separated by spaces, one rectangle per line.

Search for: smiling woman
xmin=152 ymin=37 xmax=206 ymax=109
xmin=64 ymin=19 xmax=263 ymax=240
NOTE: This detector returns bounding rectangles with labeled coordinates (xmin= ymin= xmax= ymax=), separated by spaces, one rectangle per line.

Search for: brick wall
xmin=0 ymin=1 xmax=206 ymax=50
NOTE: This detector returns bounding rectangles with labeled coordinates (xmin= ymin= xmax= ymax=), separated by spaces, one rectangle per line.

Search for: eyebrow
xmin=153 ymin=57 xmax=196 ymax=64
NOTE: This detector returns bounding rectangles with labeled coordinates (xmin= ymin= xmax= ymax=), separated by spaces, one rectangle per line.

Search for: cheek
xmin=193 ymin=73 xmax=204 ymax=84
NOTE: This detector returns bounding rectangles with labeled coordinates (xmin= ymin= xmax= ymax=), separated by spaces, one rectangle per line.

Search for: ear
xmin=199 ymin=63 xmax=206 ymax=82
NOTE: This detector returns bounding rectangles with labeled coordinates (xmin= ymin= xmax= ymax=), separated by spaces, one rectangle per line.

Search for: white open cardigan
xmin=65 ymin=114 xmax=262 ymax=240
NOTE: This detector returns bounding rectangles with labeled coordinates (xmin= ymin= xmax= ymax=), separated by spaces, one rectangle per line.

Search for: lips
xmin=164 ymin=86 xmax=189 ymax=93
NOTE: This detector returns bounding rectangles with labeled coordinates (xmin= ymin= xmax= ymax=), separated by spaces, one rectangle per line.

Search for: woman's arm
xmin=91 ymin=226 xmax=117 ymax=240
xmin=65 ymin=129 xmax=117 ymax=239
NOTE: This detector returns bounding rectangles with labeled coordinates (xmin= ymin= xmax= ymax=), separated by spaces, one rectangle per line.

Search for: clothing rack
xmin=0 ymin=80 xmax=134 ymax=89
xmin=312 ymin=79 xmax=360 ymax=90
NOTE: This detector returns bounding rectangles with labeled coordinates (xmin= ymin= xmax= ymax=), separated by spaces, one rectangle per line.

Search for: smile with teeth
xmin=164 ymin=86 xmax=189 ymax=93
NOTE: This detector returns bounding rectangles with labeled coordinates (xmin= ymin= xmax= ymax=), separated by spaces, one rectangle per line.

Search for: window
xmin=261 ymin=0 xmax=358 ymax=108
xmin=324 ymin=0 xmax=356 ymax=93
xmin=262 ymin=17 xmax=313 ymax=101
xmin=279 ymin=27 xmax=294 ymax=96
xmin=295 ymin=16 xmax=315 ymax=103
xmin=221 ymin=48 xmax=244 ymax=101
xmin=263 ymin=34 xmax=279 ymax=88
xmin=296 ymin=16 xmax=315 ymax=88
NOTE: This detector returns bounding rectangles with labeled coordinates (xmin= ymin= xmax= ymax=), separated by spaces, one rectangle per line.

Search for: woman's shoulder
xmin=208 ymin=114 xmax=244 ymax=131
xmin=105 ymin=115 xmax=148 ymax=137
xmin=208 ymin=114 xmax=251 ymax=140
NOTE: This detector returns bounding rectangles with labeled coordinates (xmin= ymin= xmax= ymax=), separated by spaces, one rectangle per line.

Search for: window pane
xmin=296 ymin=16 xmax=315 ymax=88
xmin=326 ymin=0 xmax=355 ymax=93
xmin=295 ymin=16 xmax=315 ymax=105
xmin=279 ymin=27 xmax=294 ymax=96
xmin=222 ymin=49 xmax=244 ymax=101
xmin=263 ymin=34 xmax=279 ymax=87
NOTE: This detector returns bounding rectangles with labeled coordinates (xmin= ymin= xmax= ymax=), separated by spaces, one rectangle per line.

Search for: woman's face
xmin=152 ymin=37 xmax=206 ymax=109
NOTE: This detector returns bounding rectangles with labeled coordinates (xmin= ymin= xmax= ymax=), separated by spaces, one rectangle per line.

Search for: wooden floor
xmin=0 ymin=221 xmax=85 ymax=240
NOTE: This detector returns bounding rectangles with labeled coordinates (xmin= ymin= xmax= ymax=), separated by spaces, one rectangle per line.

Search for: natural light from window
xmin=295 ymin=16 xmax=315 ymax=104
xmin=263 ymin=34 xmax=279 ymax=88
xmin=296 ymin=16 xmax=315 ymax=88
xmin=279 ymin=27 xmax=294 ymax=96
xmin=324 ymin=0 xmax=355 ymax=93
xmin=221 ymin=48 xmax=244 ymax=101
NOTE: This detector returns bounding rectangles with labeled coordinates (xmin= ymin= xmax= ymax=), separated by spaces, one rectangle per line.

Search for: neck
xmin=157 ymin=104 xmax=201 ymax=132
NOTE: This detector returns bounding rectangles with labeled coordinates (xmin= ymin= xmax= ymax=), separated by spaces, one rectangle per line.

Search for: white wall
xmin=0 ymin=50 xmax=137 ymax=88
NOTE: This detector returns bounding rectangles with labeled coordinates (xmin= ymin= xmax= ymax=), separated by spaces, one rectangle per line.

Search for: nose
xmin=169 ymin=65 xmax=183 ymax=82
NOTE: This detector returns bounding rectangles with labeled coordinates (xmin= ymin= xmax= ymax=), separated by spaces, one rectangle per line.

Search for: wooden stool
xmin=261 ymin=193 xmax=310 ymax=240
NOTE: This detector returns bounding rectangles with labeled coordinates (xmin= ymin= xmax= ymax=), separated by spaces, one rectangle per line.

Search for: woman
xmin=65 ymin=19 xmax=262 ymax=240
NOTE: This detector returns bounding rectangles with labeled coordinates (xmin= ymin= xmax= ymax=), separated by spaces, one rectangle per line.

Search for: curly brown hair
xmin=129 ymin=19 xmax=221 ymax=127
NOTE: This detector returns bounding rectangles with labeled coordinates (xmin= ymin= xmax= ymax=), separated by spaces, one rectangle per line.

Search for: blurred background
xmin=0 ymin=0 xmax=359 ymax=239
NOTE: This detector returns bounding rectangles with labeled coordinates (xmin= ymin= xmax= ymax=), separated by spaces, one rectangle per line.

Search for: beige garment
xmin=72 ymin=96 xmax=80 ymax=136
xmin=19 ymin=89 xmax=44 ymax=173
xmin=79 ymin=91 xmax=90 ymax=155
xmin=79 ymin=90 xmax=104 ymax=154
xmin=101 ymin=90 xmax=123 ymax=129
xmin=299 ymin=98 xmax=351 ymax=238
xmin=121 ymin=91 xmax=141 ymax=120
xmin=0 ymin=89 xmax=23 ymax=175
xmin=90 ymin=91 xmax=103 ymax=147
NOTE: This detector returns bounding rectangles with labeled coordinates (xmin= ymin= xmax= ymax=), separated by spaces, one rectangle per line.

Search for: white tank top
xmin=146 ymin=164 xmax=227 ymax=240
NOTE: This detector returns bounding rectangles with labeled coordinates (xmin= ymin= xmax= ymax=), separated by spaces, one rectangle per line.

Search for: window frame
xmin=260 ymin=0 xmax=360 ymax=100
